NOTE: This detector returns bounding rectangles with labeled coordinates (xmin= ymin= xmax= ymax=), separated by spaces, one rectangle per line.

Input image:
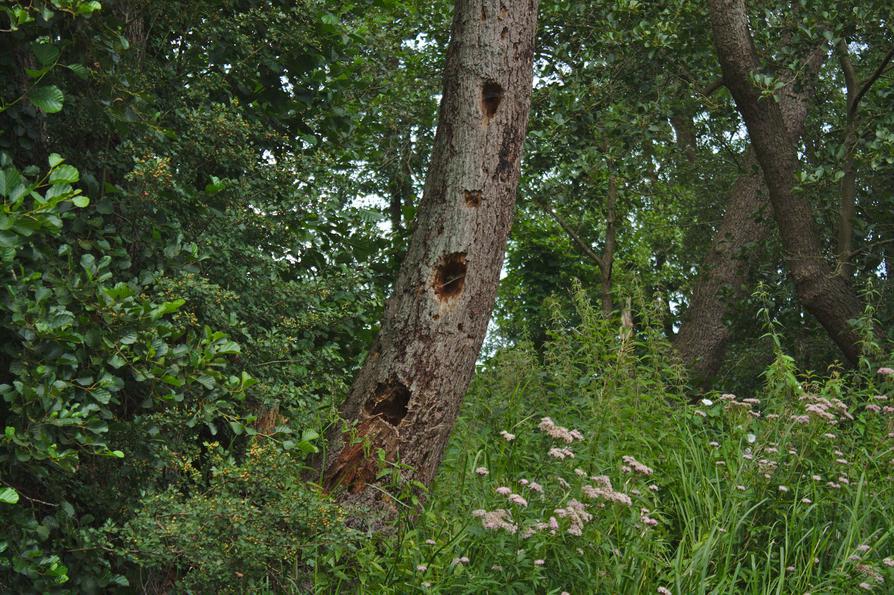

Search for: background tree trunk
xmin=323 ymin=0 xmax=538 ymax=508
xmin=708 ymin=0 xmax=867 ymax=365
xmin=675 ymin=46 xmax=825 ymax=386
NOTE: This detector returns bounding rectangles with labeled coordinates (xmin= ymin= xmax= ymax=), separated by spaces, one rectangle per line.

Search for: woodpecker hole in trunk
xmin=433 ymin=252 xmax=467 ymax=300
xmin=464 ymin=189 xmax=482 ymax=207
xmin=365 ymin=380 xmax=411 ymax=426
xmin=481 ymin=81 xmax=503 ymax=118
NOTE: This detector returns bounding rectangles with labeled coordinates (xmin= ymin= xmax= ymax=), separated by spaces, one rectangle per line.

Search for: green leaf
xmin=1 ymin=168 xmax=22 ymax=199
xmin=28 ymin=85 xmax=64 ymax=114
xmin=71 ymin=195 xmax=90 ymax=207
xmin=50 ymin=164 xmax=79 ymax=185
xmin=110 ymin=450 xmax=125 ymax=458
xmin=92 ymin=388 xmax=112 ymax=404
xmin=204 ymin=176 xmax=225 ymax=194
xmin=31 ymin=43 xmax=60 ymax=66
xmin=149 ymin=298 xmax=186 ymax=320
xmin=195 ymin=375 xmax=215 ymax=389
xmin=65 ymin=63 xmax=90 ymax=80
xmin=0 ymin=487 xmax=19 ymax=505
xmin=77 ymin=1 xmax=103 ymax=16
xmin=25 ymin=65 xmax=52 ymax=79
xmin=48 ymin=153 xmax=64 ymax=168
xmin=296 ymin=440 xmax=318 ymax=454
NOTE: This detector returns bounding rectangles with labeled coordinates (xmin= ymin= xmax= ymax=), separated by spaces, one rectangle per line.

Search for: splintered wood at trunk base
xmin=322 ymin=0 xmax=539 ymax=510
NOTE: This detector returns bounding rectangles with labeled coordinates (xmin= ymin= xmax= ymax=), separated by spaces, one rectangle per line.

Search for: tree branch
xmin=850 ymin=45 xmax=894 ymax=118
xmin=533 ymin=197 xmax=606 ymax=275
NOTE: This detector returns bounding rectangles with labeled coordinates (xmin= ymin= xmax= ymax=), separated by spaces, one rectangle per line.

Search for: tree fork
xmin=322 ymin=0 xmax=539 ymax=508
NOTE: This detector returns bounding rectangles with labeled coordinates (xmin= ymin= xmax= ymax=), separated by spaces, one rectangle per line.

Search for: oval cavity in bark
xmin=365 ymin=380 xmax=411 ymax=426
xmin=481 ymin=81 xmax=503 ymax=118
xmin=464 ymin=189 xmax=482 ymax=207
xmin=433 ymin=252 xmax=467 ymax=300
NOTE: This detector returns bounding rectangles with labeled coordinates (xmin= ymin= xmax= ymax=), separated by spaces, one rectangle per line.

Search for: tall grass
xmin=313 ymin=287 xmax=894 ymax=593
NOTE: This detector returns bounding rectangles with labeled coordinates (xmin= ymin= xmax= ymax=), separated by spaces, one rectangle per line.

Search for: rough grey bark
xmin=323 ymin=0 xmax=538 ymax=506
xmin=675 ymin=45 xmax=825 ymax=385
xmin=708 ymin=0 xmax=867 ymax=365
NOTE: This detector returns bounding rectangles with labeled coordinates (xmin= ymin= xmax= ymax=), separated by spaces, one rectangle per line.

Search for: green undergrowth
xmin=321 ymin=288 xmax=894 ymax=594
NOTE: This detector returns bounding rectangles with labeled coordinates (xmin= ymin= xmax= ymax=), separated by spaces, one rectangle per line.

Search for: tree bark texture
xmin=675 ymin=45 xmax=825 ymax=385
xmin=708 ymin=0 xmax=866 ymax=365
xmin=323 ymin=0 xmax=538 ymax=506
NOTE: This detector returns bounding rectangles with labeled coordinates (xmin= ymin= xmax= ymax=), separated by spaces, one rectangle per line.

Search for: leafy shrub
xmin=0 ymin=153 xmax=255 ymax=590
xmin=122 ymin=440 xmax=356 ymax=592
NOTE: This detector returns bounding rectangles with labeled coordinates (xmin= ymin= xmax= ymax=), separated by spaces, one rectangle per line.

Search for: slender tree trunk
xmin=836 ymin=40 xmax=859 ymax=280
xmin=601 ymin=174 xmax=617 ymax=316
xmin=834 ymin=42 xmax=894 ymax=279
xmin=675 ymin=46 xmax=825 ymax=385
xmin=386 ymin=125 xmax=415 ymax=269
xmin=708 ymin=0 xmax=867 ymax=365
xmin=670 ymin=109 xmax=698 ymax=164
xmin=323 ymin=0 xmax=538 ymax=508
xmin=535 ymin=172 xmax=616 ymax=317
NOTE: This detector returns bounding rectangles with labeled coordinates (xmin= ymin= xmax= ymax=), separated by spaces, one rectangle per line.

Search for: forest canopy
xmin=1 ymin=0 xmax=893 ymax=592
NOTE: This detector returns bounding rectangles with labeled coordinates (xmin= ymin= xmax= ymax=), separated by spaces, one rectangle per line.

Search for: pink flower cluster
xmin=621 ymin=455 xmax=653 ymax=476
xmin=554 ymin=498 xmax=592 ymax=536
xmin=539 ymin=417 xmax=585 ymax=443
xmin=581 ymin=475 xmax=632 ymax=506
xmin=639 ymin=507 xmax=658 ymax=527
xmin=549 ymin=447 xmax=575 ymax=460
xmin=472 ymin=508 xmax=517 ymax=534
xmin=800 ymin=394 xmax=853 ymax=424
xmin=518 ymin=478 xmax=543 ymax=493
xmin=521 ymin=516 xmax=560 ymax=539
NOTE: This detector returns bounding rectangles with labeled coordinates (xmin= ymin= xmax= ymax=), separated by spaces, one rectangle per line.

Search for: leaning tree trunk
xmin=675 ymin=45 xmax=825 ymax=386
xmin=708 ymin=0 xmax=868 ymax=365
xmin=323 ymin=0 xmax=538 ymax=507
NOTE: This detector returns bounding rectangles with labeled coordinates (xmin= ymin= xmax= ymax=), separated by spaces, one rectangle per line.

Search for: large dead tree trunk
xmin=323 ymin=0 xmax=538 ymax=507
xmin=708 ymin=0 xmax=868 ymax=365
xmin=675 ymin=46 xmax=825 ymax=385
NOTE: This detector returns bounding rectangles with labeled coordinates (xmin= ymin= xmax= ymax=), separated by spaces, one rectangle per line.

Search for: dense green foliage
xmin=1 ymin=0 xmax=892 ymax=592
